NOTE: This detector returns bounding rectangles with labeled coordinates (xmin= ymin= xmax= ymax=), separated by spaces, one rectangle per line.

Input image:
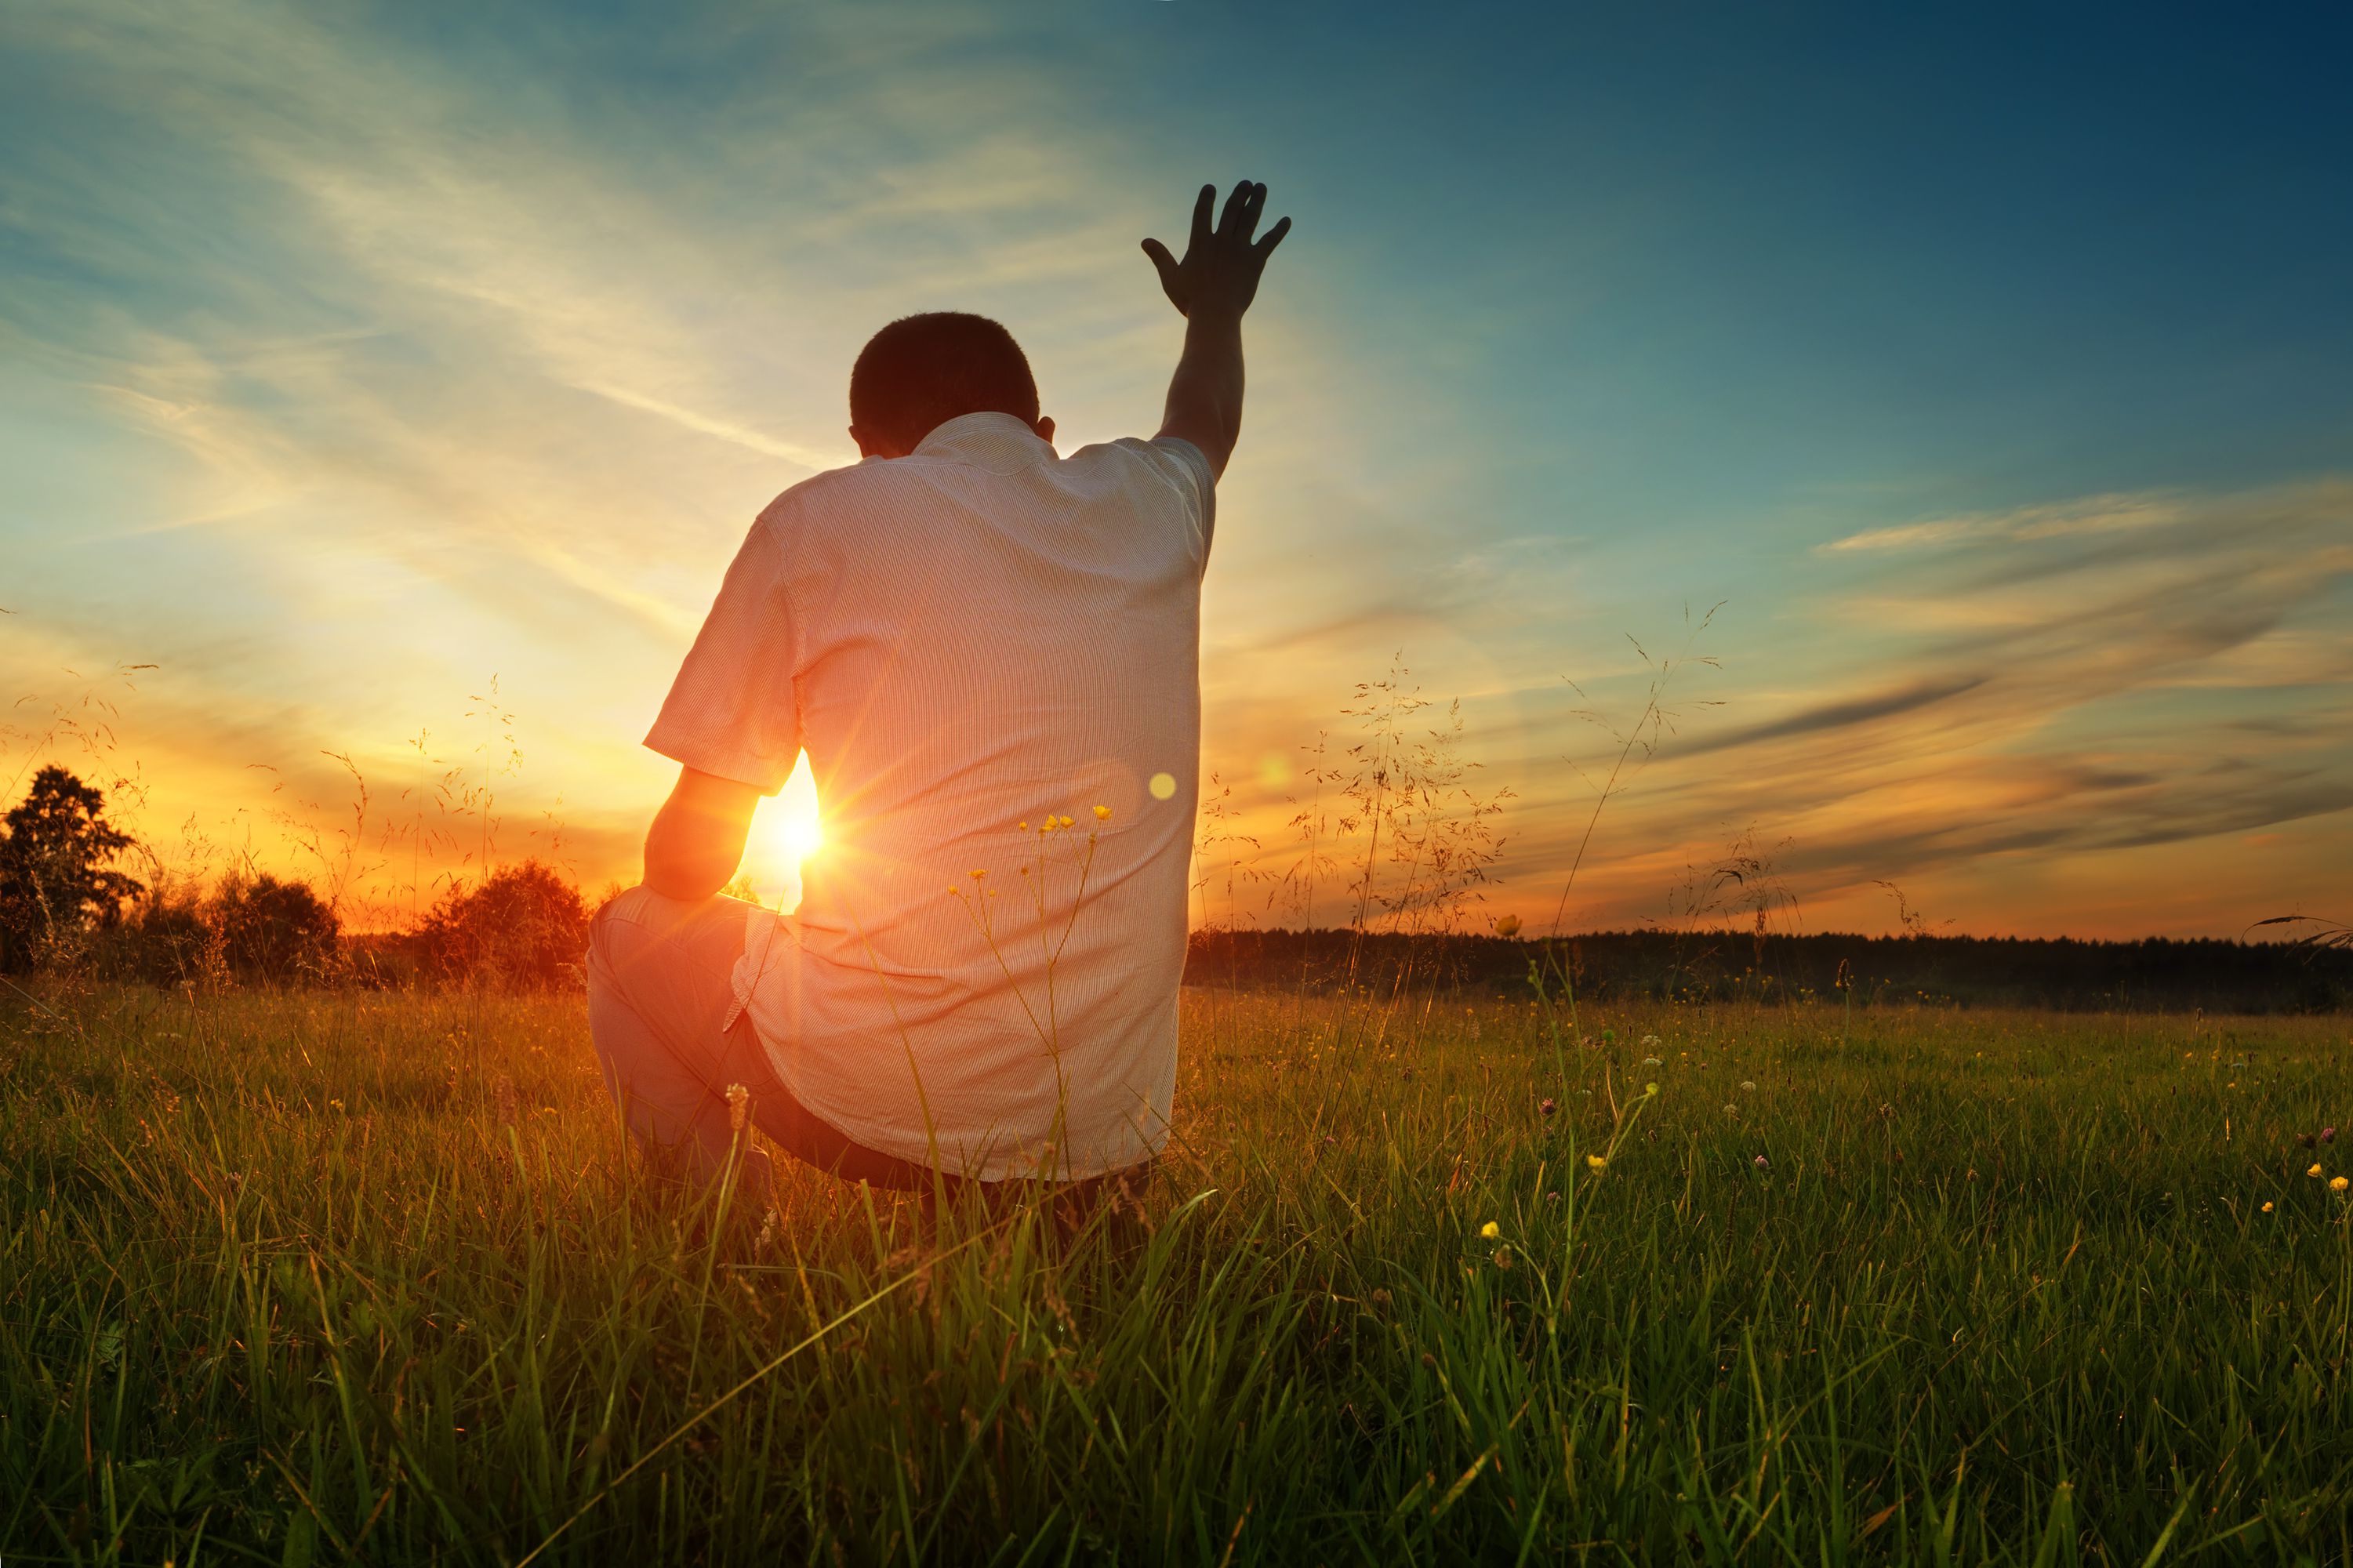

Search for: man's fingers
xmin=1188 ymin=184 xmax=1215 ymax=251
xmin=1140 ymin=238 xmax=1181 ymax=294
xmin=1241 ymin=183 xmax=1268 ymax=239
xmin=1253 ymin=214 xmax=1292 ymax=260
xmin=1218 ymin=180 xmax=1255 ymax=239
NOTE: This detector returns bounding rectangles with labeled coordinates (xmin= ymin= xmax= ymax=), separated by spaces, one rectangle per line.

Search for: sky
xmin=4 ymin=0 xmax=2350 ymax=938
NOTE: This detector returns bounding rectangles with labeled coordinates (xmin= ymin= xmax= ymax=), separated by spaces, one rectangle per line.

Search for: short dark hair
xmin=848 ymin=312 xmax=1039 ymax=450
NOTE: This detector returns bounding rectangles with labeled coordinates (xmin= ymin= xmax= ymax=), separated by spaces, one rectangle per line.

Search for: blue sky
xmin=4 ymin=0 xmax=2349 ymax=935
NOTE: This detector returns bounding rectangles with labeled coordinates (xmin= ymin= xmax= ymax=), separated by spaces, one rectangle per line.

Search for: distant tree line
xmin=1186 ymin=927 xmax=2353 ymax=1014
xmin=7 ymin=766 xmax=2346 ymax=1010
xmin=0 ymin=767 xmax=588 ymax=988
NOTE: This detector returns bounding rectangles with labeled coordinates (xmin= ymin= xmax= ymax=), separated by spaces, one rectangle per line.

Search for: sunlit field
xmin=5 ymin=982 xmax=2351 ymax=1565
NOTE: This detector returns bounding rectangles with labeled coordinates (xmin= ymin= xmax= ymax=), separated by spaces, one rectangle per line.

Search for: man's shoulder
xmin=751 ymin=459 xmax=902 ymax=535
xmin=1069 ymin=434 xmax=1201 ymax=466
xmin=1084 ymin=436 xmax=1215 ymax=524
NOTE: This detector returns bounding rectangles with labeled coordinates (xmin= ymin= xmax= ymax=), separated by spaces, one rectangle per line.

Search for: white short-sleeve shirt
xmin=646 ymin=412 xmax=1214 ymax=1180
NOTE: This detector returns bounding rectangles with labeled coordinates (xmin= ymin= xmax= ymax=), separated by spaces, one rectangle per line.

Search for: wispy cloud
xmin=1819 ymin=492 xmax=2185 ymax=553
xmin=1476 ymin=479 xmax=2353 ymax=929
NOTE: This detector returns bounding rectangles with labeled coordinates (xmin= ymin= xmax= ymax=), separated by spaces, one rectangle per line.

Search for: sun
xmin=740 ymin=750 xmax=822 ymax=906
xmin=772 ymin=804 xmax=822 ymax=862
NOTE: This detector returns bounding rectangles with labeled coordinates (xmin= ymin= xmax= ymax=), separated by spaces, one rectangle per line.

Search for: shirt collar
xmin=912 ymin=411 xmax=1054 ymax=470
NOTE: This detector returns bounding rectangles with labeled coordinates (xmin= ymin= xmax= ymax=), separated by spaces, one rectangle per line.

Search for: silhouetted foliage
xmin=212 ymin=873 xmax=340 ymax=982
xmin=80 ymin=873 xmax=343 ymax=988
xmin=103 ymin=881 xmax=218 ymax=988
xmin=416 ymin=860 xmax=589 ymax=988
xmin=1186 ymin=927 xmax=2353 ymax=1014
xmin=0 ymin=766 xmax=143 ymax=972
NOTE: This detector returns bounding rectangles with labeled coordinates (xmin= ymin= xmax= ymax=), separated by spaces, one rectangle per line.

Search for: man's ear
xmin=1033 ymin=415 xmax=1056 ymax=447
xmin=849 ymin=423 xmax=909 ymax=459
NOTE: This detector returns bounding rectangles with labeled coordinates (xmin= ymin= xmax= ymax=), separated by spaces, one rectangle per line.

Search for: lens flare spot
xmin=1148 ymin=771 xmax=1178 ymax=800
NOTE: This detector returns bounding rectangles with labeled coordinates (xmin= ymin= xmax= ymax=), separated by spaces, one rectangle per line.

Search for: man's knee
xmin=586 ymin=884 xmax=664 ymax=982
xmin=590 ymin=883 xmax=661 ymax=938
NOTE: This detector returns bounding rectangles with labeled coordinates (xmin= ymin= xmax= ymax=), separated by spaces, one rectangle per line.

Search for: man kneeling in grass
xmin=586 ymin=182 xmax=1290 ymax=1214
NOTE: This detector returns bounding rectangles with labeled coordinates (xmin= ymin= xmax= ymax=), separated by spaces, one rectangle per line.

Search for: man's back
xmin=648 ymin=415 xmax=1215 ymax=1178
xmin=595 ymin=182 xmax=1287 ymax=1195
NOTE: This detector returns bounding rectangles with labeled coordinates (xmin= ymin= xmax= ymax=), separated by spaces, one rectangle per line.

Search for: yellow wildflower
xmin=2310 ymin=1163 xmax=2325 ymax=1178
xmin=1478 ymin=1221 xmax=1500 ymax=1240
xmin=1018 ymin=820 xmax=1029 ymax=830
xmin=2336 ymin=1177 xmax=2350 ymax=1194
xmin=1093 ymin=804 xmax=1112 ymax=820
xmin=969 ymin=869 xmax=986 ymax=880
xmin=2262 ymin=1200 xmax=2275 ymax=1212
xmin=1585 ymin=1153 xmax=1607 ymax=1172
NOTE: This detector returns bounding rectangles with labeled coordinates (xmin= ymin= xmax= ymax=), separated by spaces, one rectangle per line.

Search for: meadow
xmin=4 ymin=979 xmax=2351 ymax=1565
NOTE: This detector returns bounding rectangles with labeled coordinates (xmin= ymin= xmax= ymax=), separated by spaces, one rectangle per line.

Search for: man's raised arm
xmin=1142 ymin=180 xmax=1291 ymax=481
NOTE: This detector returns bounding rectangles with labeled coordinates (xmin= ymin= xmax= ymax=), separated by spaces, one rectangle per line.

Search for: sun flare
xmin=740 ymin=750 xmax=822 ymax=905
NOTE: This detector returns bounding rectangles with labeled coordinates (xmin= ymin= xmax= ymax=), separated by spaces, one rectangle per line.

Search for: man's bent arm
xmin=643 ymin=766 xmax=760 ymax=901
xmin=1143 ymin=180 xmax=1290 ymax=480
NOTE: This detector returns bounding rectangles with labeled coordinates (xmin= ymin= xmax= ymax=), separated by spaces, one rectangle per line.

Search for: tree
xmin=0 ymin=766 xmax=143 ymax=971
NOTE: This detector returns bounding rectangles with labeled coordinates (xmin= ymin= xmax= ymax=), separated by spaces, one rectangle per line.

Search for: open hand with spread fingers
xmin=1142 ymin=180 xmax=1291 ymax=321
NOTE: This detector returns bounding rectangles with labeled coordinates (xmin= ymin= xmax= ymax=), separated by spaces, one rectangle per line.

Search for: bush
xmin=83 ymin=872 xmax=341 ymax=988
xmin=212 ymin=873 xmax=340 ymax=982
xmin=101 ymin=880 xmax=221 ymax=987
xmin=416 ymin=861 xmax=589 ymax=989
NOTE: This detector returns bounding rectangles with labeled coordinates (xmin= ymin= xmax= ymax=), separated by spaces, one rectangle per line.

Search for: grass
xmin=3 ymin=981 xmax=2351 ymax=1564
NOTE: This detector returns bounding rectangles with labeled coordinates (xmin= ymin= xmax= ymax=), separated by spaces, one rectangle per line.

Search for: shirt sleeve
xmin=644 ymin=520 xmax=801 ymax=793
xmin=1136 ymin=436 xmax=1218 ymax=564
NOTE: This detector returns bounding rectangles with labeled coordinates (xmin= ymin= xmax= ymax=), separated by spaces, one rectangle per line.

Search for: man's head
xmin=848 ymin=311 xmax=1053 ymax=459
